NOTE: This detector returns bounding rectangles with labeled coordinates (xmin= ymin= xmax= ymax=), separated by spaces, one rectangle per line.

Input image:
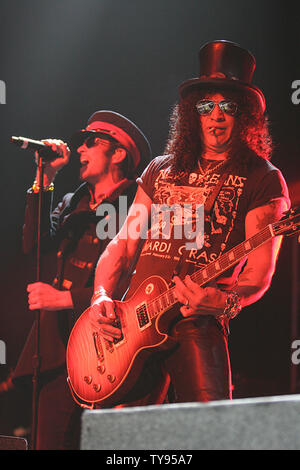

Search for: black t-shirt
xmin=125 ymin=154 xmax=290 ymax=296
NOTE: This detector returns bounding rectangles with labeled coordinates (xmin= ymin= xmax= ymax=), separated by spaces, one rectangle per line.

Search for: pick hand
xmin=89 ymin=294 xmax=122 ymax=342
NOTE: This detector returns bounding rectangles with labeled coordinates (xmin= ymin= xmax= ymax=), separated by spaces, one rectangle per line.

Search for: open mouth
xmin=80 ymin=160 xmax=89 ymax=168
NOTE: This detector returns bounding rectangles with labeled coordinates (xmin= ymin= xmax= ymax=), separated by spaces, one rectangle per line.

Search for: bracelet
xmin=217 ymin=291 xmax=242 ymax=321
xmin=91 ymin=287 xmax=108 ymax=305
xmin=32 ymin=180 xmax=55 ymax=193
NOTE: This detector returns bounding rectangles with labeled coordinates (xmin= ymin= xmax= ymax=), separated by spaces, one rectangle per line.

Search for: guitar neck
xmin=192 ymin=224 xmax=274 ymax=287
xmin=147 ymin=224 xmax=274 ymax=320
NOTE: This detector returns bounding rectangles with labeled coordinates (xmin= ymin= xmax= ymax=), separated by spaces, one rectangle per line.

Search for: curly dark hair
xmin=164 ymin=87 xmax=273 ymax=174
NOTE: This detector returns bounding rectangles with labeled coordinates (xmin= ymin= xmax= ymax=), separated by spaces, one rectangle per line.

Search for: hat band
xmin=200 ymin=72 xmax=239 ymax=80
xmin=86 ymin=121 xmax=140 ymax=167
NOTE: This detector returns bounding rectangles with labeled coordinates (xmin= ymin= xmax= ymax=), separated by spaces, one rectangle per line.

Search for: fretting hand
xmin=173 ymin=275 xmax=227 ymax=317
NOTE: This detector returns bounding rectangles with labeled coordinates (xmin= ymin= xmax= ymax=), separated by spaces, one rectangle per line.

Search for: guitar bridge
xmin=93 ymin=332 xmax=104 ymax=362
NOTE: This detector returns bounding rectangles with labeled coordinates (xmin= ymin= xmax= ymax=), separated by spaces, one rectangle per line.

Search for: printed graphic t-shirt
xmin=125 ymin=154 xmax=290 ymax=297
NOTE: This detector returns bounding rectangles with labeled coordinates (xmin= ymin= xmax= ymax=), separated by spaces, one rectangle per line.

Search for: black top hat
xmin=179 ymin=40 xmax=265 ymax=112
xmin=71 ymin=110 xmax=152 ymax=172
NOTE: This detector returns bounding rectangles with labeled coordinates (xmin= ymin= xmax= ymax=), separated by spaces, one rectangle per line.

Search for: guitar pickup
xmin=136 ymin=303 xmax=150 ymax=329
xmin=112 ymin=318 xmax=124 ymax=344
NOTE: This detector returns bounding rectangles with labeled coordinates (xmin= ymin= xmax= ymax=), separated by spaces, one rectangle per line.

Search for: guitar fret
xmin=202 ymin=269 xmax=208 ymax=279
xmin=148 ymin=303 xmax=155 ymax=318
xmin=161 ymin=294 xmax=168 ymax=309
xmin=148 ymin=289 xmax=176 ymax=319
xmin=154 ymin=299 xmax=161 ymax=313
xmin=168 ymin=289 xmax=176 ymax=305
xmin=244 ymin=240 xmax=252 ymax=251
xmin=219 ymin=255 xmax=229 ymax=269
xmin=207 ymin=264 xmax=217 ymax=277
xmin=233 ymin=245 xmax=246 ymax=259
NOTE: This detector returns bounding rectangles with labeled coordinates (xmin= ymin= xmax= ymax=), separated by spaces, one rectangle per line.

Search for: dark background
xmin=0 ymin=0 xmax=299 ymax=437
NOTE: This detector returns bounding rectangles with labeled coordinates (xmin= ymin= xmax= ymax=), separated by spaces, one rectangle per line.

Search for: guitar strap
xmin=204 ymin=164 xmax=230 ymax=216
xmin=170 ymin=164 xmax=231 ymax=281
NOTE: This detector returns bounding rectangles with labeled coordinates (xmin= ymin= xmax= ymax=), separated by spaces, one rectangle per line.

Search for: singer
xmin=9 ymin=111 xmax=151 ymax=450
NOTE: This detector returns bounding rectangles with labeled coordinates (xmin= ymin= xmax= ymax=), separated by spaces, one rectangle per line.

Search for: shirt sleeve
xmin=136 ymin=155 xmax=172 ymax=200
xmin=246 ymin=166 xmax=290 ymax=213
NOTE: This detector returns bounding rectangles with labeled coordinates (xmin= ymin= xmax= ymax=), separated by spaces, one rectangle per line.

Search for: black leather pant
xmin=163 ymin=315 xmax=232 ymax=403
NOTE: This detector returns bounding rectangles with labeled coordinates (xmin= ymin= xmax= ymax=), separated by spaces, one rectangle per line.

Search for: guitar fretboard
xmin=147 ymin=224 xmax=273 ymax=320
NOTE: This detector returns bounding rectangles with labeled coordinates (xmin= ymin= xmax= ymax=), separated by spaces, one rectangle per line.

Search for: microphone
xmin=10 ymin=136 xmax=61 ymax=161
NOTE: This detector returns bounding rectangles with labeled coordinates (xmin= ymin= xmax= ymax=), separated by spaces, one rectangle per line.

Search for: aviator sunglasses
xmin=196 ymin=99 xmax=238 ymax=116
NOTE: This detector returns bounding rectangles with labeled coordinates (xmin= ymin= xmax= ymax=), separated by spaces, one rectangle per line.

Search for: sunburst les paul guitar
xmin=66 ymin=207 xmax=300 ymax=408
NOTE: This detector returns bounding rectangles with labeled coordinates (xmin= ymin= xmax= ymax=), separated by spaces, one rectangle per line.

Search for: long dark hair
xmin=164 ymin=87 xmax=273 ymax=174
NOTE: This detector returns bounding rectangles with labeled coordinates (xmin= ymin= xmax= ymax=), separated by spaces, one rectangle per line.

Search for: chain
xmin=197 ymin=158 xmax=226 ymax=179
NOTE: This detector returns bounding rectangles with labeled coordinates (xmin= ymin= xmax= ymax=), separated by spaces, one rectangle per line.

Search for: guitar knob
xmin=84 ymin=376 xmax=92 ymax=384
xmin=97 ymin=365 xmax=106 ymax=374
xmin=93 ymin=383 xmax=101 ymax=392
xmin=107 ymin=374 xmax=116 ymax=383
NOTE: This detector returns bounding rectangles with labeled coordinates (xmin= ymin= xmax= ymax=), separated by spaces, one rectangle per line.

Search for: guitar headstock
xmin=272 ymin=206 xmax=300 ymax=237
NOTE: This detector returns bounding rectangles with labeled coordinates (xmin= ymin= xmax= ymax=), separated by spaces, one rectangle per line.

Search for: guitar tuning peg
xmin=290 ymin=206 xmax=300 ymax=216
xmin=286 ymin=229 xmax=300 ymax=238
xmin=283 ymin=206 xmax=300 ymax=218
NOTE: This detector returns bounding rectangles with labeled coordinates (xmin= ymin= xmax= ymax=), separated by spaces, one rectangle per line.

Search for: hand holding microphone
xmin=11 ymin=136 xmax=71 ymax=186
xmin=34 ymin=139 xmax=71 ymax=187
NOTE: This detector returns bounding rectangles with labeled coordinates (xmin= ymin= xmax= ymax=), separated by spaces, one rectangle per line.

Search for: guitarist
xmin=11 ymin=111 xmax=151 ymax=449
xmin=89 ymin=41 xmax=290 ymax=405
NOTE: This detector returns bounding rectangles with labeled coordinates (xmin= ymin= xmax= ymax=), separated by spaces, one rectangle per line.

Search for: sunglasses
xmin=82 ymin=134 xmax=113 ymax=148
xmin=196 ymin=100 xmax=238 ymax=116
